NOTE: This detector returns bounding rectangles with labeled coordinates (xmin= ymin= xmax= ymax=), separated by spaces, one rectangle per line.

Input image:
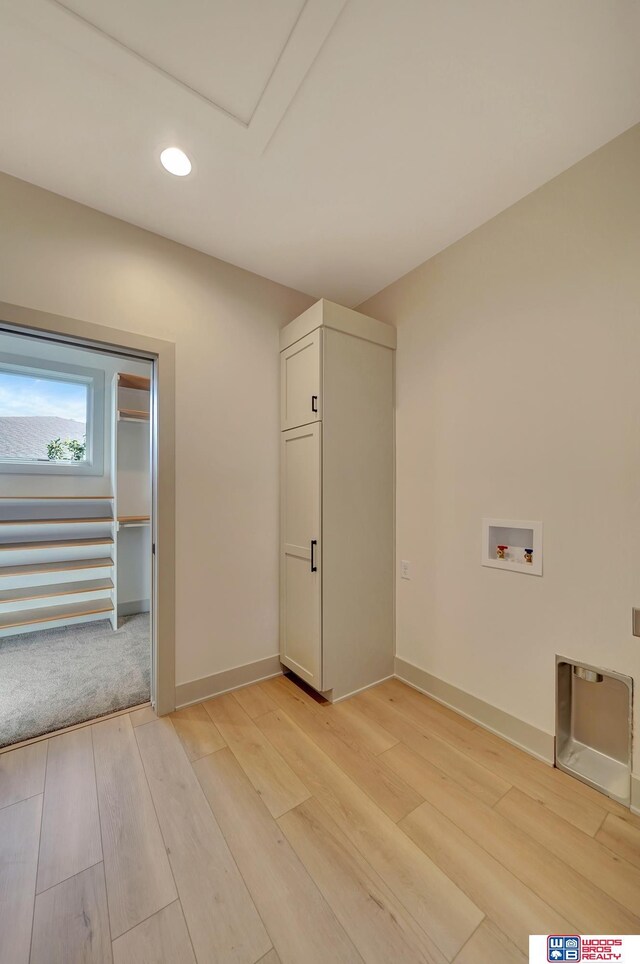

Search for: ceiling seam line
xmin=46 ymin=0 xmax=249 ymax=128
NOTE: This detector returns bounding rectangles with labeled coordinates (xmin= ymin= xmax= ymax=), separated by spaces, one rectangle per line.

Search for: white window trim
xmin=0 ymin=352 xmax=105 ymax=476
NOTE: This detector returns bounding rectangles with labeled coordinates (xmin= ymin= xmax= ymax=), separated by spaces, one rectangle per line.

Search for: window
xmin=0 ymin=370 xmax=88 ymax=462
xmin=0 ymin=354 xmax=104 ymax=475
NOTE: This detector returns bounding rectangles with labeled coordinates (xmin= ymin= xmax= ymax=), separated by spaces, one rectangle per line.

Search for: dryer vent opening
xmin=556 ymin=657 xmax=632 ymax=806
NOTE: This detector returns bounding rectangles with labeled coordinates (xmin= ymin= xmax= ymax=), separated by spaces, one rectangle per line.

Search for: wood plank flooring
xmin=1 ymin=674 xmax=639 ymax=963
xmin=36 ymin=728 xmax=102 ymax=894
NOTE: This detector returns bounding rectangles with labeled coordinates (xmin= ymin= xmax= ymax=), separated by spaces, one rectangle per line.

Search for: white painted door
xmin=280 ymin=423 xmax=321 ymax=688
xmin=280 ymin=330 xmax=321 ymax=431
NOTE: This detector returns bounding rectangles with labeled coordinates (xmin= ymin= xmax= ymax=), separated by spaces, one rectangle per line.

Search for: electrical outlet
xmin=400 ymin=559 xmax=411 ymax=580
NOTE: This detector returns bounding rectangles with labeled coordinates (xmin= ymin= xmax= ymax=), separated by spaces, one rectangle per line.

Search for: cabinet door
xmin=280 ymin=330 xmax=321 ymax=431
xmin=280 ymin=423 xmax=322 ymax=689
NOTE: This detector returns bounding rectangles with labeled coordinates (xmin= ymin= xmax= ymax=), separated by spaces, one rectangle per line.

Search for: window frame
xmin=0 ymin=351 xmax=105 ymax=476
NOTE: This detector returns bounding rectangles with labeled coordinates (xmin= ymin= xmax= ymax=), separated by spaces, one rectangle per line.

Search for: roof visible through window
xmin=0 ymin=369 xmax=88 ymax=463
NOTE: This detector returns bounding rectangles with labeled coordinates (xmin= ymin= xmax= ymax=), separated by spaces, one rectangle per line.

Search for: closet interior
xmin=0 ymin=328 xmax=153 ymax=746
xmin=0 ymin=372 xmax=151 ymax=637
xmin=113 ymin=372 xmax=152 ymax=624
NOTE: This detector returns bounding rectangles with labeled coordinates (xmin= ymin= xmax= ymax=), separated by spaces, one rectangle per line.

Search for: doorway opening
xmin=0 ymin=325 xmax=155 ymax=747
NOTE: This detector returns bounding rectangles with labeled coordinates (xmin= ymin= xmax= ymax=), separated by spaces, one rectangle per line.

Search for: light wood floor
xmin=2 ymin=675 xmax=640 ymax=964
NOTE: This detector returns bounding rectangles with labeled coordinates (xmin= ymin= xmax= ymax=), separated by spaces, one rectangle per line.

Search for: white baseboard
xmin=175 ymin=654 xmax=282 ymax=709
xmin=632 ymin=776 xmax=640 ymax=815
xmin=394 ymin=656 xmax=555 ymax=764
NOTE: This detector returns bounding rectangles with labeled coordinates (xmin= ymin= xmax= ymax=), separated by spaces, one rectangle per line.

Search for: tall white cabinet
xmin=280 ymin=300 xmax=396 ymax=700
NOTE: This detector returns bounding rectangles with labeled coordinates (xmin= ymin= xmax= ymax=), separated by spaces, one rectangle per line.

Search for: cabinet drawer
xmin=280 ymin=330 xmax=321 ymax=431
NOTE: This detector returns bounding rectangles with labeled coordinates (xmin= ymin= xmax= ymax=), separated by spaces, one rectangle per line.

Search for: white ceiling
xmin=58 ymin=0 xmax=308 ymax=124
xmin=0 ymin=0 xmax=639 ymax=305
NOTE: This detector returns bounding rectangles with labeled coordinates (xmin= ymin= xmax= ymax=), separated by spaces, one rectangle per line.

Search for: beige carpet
xmin=0 ymin=613 xmax=150 ymax=747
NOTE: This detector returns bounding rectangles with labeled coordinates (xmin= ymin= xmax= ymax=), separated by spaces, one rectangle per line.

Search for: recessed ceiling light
xmin=160 ymin=147 xmax=192 ymax=177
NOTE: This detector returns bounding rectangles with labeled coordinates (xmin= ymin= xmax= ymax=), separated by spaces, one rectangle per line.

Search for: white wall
xmin=0 ymin=173 xmax=313 ymax=687
xmin=361 ymin=124 xmax=640 ymax=775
